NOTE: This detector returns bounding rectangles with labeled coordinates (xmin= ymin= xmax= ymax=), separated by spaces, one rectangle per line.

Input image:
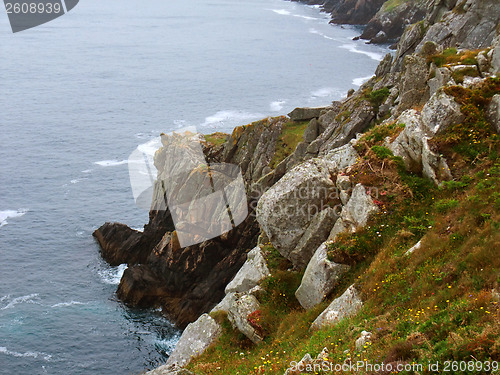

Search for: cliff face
xmin=95 ymin=0 xmax=499 ymax=351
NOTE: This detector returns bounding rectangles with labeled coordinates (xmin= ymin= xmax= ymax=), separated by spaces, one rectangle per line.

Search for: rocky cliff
xmin=94 ymin=0 xmax=499 ymax=373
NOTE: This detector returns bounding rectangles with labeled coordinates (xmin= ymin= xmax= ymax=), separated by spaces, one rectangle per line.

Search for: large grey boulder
xmin=256 ymin=159 xmax=336 ymax=266
xmin=288 ymin=208 xmax=338 ymax=270
xmin=422 ymin=90 xmax=464 ymax=135
xmin=295 ymin=242 xmax=350 ymax=310
xmin=488 ymin=95 xmax=500 ymax=133
xmin=210 ymin=292 xmax=238 ymax=314
xmin=227 ymin=294 xmax=263 ymax=344
xmin=225 ymin=246 xmax=270 ymax=294
xmin=311 ymin=284 xmax=363 ymax=330
xmin=428 ymin=66 xmax=454 ymax=97
xmin=329 ymin=184 xmax=379 ymax=241
xmin=323 ymin=143 xmax=360 ymax=174
xmin=288 ymin=107 xmax=326 ymax=122
xmin=163 ymin=314 xmax=221 ymax=369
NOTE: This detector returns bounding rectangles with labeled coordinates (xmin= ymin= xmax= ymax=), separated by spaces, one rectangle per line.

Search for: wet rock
xmin=295 ymin=242 xmax=350 ymax=310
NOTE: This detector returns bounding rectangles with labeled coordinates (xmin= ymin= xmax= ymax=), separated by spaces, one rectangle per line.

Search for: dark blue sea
xmin=0 ymin=1 xmax=387 ymax=373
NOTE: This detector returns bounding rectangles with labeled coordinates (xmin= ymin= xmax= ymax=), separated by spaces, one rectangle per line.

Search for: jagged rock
xmin=355 ymin=331 xmax=372 ymax=351
xmin=329 ymin=184 xmax=379 ymax=241
xmin=288 ymin=107 xmax=326 ymax=121
xmin=93 ymin=223 xmax=146 ymax=266
xmin=323 ymin=143 xmax=360 ymax=173
xmin=303 ymin=118 xmax=321 ymax=143
xmin=477 ymin=51 xmax=490 ymax=75
xmin=256 ymin=159 xmax=336 ymax=266
xmin=390 ymin=110 xmax=453 ymax=185
xmin=360 ymin=0 xmax=426 ymax=45
xmin=428 ymin=66 xmax=454 ymax=97
xmin=488 ymin=94 xmax=500 ymax=134
xmin=225 ymin=246 xmax=270 ymax=294
xmin=295 ymin=242 xmax=350 ymax=310
xmin=491 ymin=36 xmax=500 ymax=74
xmin=227 ymin=294 xmax=263 ymax=344
xmin=316 ymin=101 xmax=375 ymax=156
xmin=397 ymin=54 xmax=429 ymax=114
xmin=391 ymin=21 xmax=427 ymax=72
xmin=336 ymin=174 xmax=351 ymax=192
xmin=311 ymin=284 xmax=363 ymax=330
xmin=164 ymin=313 xmax=221 ymax=369
xmin=421 ymin=90 xmax=464 ymax=135
xmin=288 ymin=208 xmax=338 ymax=270
xmin=210 ymin=292 xmax=238 ymax=314
xmin=417 ymin=0 xmax=500 ymax=51
xmin=321 ymin=0 xmax=386 ymax=25
xmin=117 ymin=265 xmax=169 ymax=307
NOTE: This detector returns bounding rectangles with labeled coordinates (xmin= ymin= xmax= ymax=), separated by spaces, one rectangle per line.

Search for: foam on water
xmin=340 ymin=43 xmax=383 ymax=61
xmin=0 ymin=346 xmax=52 ymax=361
xmin=98 ymin=264 xmax=128 ymax=285
xmin=270 ymin=100 xmax=286 ymax=111
xmin=0 ymin=209 xmax=29 ymax=228
xmin=0 ymin=294 xmax=40 ymax=310
xmin=94 ymin=160 xmax=129 ymax=167
xmin=201 ymin=110 xmax=263 ymax=129
xmin=51 ymin=301 xmax=88 ymax=308
xmin=269 ymin=9 xmax=291 ymax=16
xmin=353 ymin=75 xmax=374 ymax=86
xmin=310 ymin=87 xmax=342 ymax=100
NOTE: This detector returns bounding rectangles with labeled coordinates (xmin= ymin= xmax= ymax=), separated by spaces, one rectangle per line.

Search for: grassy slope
xmin=186 ymin=77 xmax=500 ymax=375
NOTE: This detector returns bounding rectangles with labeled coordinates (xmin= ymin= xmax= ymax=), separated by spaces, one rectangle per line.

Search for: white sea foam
xmin=81 ymin=169 xmax=92 ymax=174
xmin=98 ymin=264 xmax=128 ymax=285
xmin=340 ymin=43 xmax=383 ymax=61
xmin=0 ymin=209 xmax=28 ymax=228
xmin=270 ymin=100 xmax=286 ymax=111
xmin=0 ymin=293 xmax=39 ymax=310
xmin=310 ymin=87 xmax=341 ymax=99
xmin=137 ymin=138 xmax=162 ymax=158
xmin=201 ymin=110 xmax=263 ymax=129
xmin=94 ymin=160 xmax=129 ymax=167
xmin=270 ymin=9 xmax=291 ymax=16
xmin=70 ymin=178 xmax=88 ymax=184
xmin=51 ymin=301 xmax=87 ymax=308
xmin=309 ymin=28 xmax=336 ymax=41
xmin=0 ymin=346 xmax=52 ymax=361
xmin=353 ymin=75 xmax=374 ymax=86
xmin=155 ymin=334 xmax=182 ymax=356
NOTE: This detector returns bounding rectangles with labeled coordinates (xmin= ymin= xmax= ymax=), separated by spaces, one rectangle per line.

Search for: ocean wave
xmin=340 ymin=43 xmax=383 ymax=61
xmin=81 ymin=169 xmax=92 ymax=174
xmin=155 ymin=334 xmax=182 ymax=356
xmin=70 ymin=178 xmax=88 ymax=184
xmin=0 ymin=293 xmax=39 ymax=310
xmin=98 ymin=264 xmax=128 ymax=285
xmin=201 ymin=110 xmax=263 ymax=129
xmin=94 ymin=160 xmax=129 ymax=167
xmin=0 ymin=209 xmax=29 ymax=228
xmin=136 ymin=138 xmax=162 ymax=158
xmin=309 ymin=28 xmax=336 ymax=41
xmin=269 ymin=9 xmax=291 ymax=16
xmin=310 ymin=87 xmax=341 ymax=99
xmin=51 ymin=301 xmax=87 ymax=308
xmin=270 ymin=100 xmax=286 ymax=112
xmin=352 ymin=75 xmax=374 ymax=86
xmin=0 ymin=346 xmax=52 ymax=361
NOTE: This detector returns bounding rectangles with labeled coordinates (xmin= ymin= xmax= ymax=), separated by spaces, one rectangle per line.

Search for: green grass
xmin=269 ymin=120 xmax=309 ymax=169
xmin=204 ymin=132 xmax=228 ymax=146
